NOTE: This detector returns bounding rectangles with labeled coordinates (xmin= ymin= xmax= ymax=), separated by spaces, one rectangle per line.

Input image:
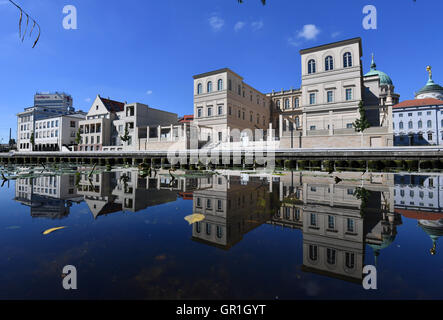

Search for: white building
xmin=393 ymin=67 xmax=443 ymax=146
xmin=34 ymin=113 xmax=86 ymax=151
xmin=17 ymin=92 xmax=76 ymax=152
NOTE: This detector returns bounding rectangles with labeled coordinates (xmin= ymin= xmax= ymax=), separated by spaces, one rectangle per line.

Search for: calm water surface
xmin=1 ymin=166 xmax=443 ymax=300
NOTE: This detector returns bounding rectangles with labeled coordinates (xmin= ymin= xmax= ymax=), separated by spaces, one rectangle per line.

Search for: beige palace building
xmin=193 ymin=68 xmax=271 ymax=145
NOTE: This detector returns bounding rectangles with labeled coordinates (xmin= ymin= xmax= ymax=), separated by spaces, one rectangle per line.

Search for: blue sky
xmin=0 ymin=0 xmax=442 ymax=141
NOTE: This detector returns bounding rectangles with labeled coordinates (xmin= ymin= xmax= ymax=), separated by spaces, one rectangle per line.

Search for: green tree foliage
xmin=353 ymin=101 xmax=371 ymax=133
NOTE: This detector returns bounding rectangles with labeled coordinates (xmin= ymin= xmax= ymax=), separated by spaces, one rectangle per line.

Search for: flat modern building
xmin=393 ymin=68 xmax=443 ymax=146
xmin=17 ymin=92 xmax=76 ymax=152
xmin=34 ymin=112 xmax=86 ymax=151
xmin=193 ymin=68 xmax=271 ymax=146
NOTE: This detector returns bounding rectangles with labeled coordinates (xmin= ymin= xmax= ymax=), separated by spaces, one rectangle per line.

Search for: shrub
xmin=404 ymin=160 xmax=419 ymax=171
xmin=310 ymin=160 xmax=322 ymax=169
xmin=298 ymin=160 xmax=310 ymax=169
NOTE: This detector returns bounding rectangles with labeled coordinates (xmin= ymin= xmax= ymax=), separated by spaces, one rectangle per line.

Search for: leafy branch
xmin=8 ymin=0 xmax=41 ymax=48
xmin=353 ymin=100 xmax=371 ymax=133
xmin=120 ymin=125 xmax=130 ymax=143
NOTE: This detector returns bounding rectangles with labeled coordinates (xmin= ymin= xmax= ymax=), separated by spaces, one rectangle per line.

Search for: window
xmin=418 ymin=112 xmax=422 ymax=116
xmin=284 ymin=99 xmax=290 ymax=109
xmin=427 ymin=120 xmax=432 ymax=128
xmin=327 ymin=91 xmax=333 ymax=103
xmin=70 ymin=121 xmax=75 ymax=128
xmin=428 ymin=133 xmax=433 ymax=141
xmin=399 ymin=122 xmax=404 ymax=129
xmin=310 ymin=125 xmax=316 ymax=131
xmin=345 ymin=252 xmax=355 ymax=269
xmin=294 ymin=98 xmax=299 ymax=107
xmin=206 ymin=81 xmax=212 ymax=93
xmin=346 ymin=123 xmax=353 ymax=129
xmin=216 ymin=226 xmax=223 ymax=239
xmin=228 ymin=79 xmax=232 ymax=91
xmin=206 ymin=199 xmax=212 ymax=209
xmin=408 ymin=121 xmax=413 ymax=129
xmin=197 ymin=108 xmax=202 ymax=118
xmin=217 ymin=79 xmax=223 ymax=91
xmin=228 ymin=106 xmax=232 ymax=115
xmin=310 ymin=213 xmax=317 ymax=226
xmin=276 ymin=100 xmax=281 ymax=108
xmin=346 ymin=88 xmax=353 ymax=101
xmin=197 ymin=83 xmax=202 ymax=95
xmin=427 ymin=111 xmax=432 ymax=116
xmin=408 ymin=113 xmax=413 ymax=117
xmin=97 ymin=136 xmax=100 ymax=144
xmin=238 ymin=85 xmax=241 ymax=95
xmin=325 ymin=56 xmax=334 ymax=71
xmin=207 ymin=107 xmax=212 ymax=117
xmin=327 ymin=248 xmax=336 ymax=265
xmin=328 ymin=215 xmax=335 ymax=229
xmin=418 ymin=120 xmax=422 ymax=129
xmin=218 ymin=105 xmax=223 ymax=115
xmin=308 ymin=59 xmax=316 ymax=74
xmin=309 ymin=93 xmax=316 ymax=105
xmin=343 ymin=52 xmax=352 ymax=68
xmin=205 ymin=223 xmax=211 ymax=235
xmin=347 ymin=218 xmax=354 ymax=232
xmin=309 ymin=245 xmax=318 ymax=261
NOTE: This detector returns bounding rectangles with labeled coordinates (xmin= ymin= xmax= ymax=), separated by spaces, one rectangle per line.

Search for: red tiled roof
xmin=179 ymin=115 xmax=194 ymax=123
xmin=396 ymin=208 xmax=443 ymax=221
xmin=100 ymin=97 xmax=125 ymax=112
xmin=393 ymin=98 xmax=443 ymax=109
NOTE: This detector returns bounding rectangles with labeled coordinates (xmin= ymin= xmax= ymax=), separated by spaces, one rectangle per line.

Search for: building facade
xmin=393 ymin=68 xmax=443 ymax=146
xmin=17 ymin=92 xmax=76 ymax=152
xmin=193 ymin=68 xmax=271 ymax=146
xmin=34 ymin=113 xmax=86 ymax=151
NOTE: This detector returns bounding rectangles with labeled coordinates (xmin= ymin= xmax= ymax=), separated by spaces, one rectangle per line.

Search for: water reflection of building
xmin=192 ymin=174 xmax=275 ymax=250
xmin=393 ymin=174 xmax=443 ymax=255
xmin=270 ymin=171 xmax=402 ymax=283
xmin=77 ymin=169 xmax=200 ymax=219
xmin=14 ymin=174 xmax=82 ymax=219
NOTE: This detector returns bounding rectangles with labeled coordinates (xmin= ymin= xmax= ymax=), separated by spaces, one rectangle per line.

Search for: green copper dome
xmin=416 ymin=78 xmax=443 ymax=95
xmin=364 ymin=54 xmax=393 ymax=85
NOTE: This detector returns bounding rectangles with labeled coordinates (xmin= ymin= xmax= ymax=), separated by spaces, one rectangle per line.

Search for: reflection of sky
xmin=1 ymin=179 xmax=443 ymax=300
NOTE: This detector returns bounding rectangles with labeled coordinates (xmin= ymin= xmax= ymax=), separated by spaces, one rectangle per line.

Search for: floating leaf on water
xmin=6 ymin=226 xmax=21 ymax=230
xmin=42 ymin=226 xmax=67 ymax=235
xmin=184 ymin=214 xmax=205 ymax=225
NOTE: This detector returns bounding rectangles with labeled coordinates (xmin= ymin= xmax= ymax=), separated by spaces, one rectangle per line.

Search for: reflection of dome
xmin=364 ymin=54 xmax=393 ymax=86
xmin=418 ymin=219 xmax=443 ymax=255
xmin=369 ymin=233 xmax=397 ymax=266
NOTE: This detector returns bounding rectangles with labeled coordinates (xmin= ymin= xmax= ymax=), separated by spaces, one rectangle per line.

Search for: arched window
xmin=309 ymin=245 xmax=318 ymax=261
xmin=428 ymin=120 xmax=432 ymax=128
xmin=216 ymin=226 xmax=223 ymax=239
xmin=345 ymin=252 xmax=355 ymax=269
xmin=418 ymin=120 xmax=423 ymax=129
xmin=399 ymin=122 xmax=404 ymax=129
xmin=284 ymin=99 xmax=290 ymax=109
xmin=408 ymin=121 xmax=413 ymax=129
xmin=343 ymin=52 xmax=352 ymax=68
xmin=207 ymin=81 xmax=212 ymax=93
xmin=197 ymin=83 xmax=202 ymax=95
xmin=327 ymin=248 xmax=336 ymax=265
xmin=217 ymin=79 xmax=223 ymax=91
xmin=308 ymin=59 xmax=316 ymax=74
xmin=325 ymin=56 xmax=334 ymax=71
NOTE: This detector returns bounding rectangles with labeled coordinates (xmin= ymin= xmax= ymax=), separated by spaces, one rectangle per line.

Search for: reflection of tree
xmin=8 ymin=0 xmax=41 ymax=48
xmin=354 ymin=187 xmax=371 ymax=217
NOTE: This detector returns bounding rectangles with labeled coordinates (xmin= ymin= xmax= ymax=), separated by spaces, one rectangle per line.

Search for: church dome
xmin=415 ymin=67 xmax=443 ymax=100
xmin=364 ymin=54 xmax=393 ymax=86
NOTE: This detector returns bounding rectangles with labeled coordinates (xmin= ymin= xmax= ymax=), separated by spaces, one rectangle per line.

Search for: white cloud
xmin=146 ymin=90 xmax=153 ymax=95
xmin=208 ymin=16 xmax=224 ymax=32
xmin=251 ymin=20 xmax=264 ymax=32
xmin=297 ymin=24 xmax=320 ymax=40
xmin=234 ymin=21 xmax=245 ymax=32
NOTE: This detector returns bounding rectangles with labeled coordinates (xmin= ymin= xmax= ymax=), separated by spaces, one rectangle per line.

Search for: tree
xmin=120 ymin=125 xmax=130 ymax=143
xmin=30 ymin=131 xmax=35 ymax=150
xmin=75 ymin=128 xmax=82 ymax=145
xmin=353 ymin=100 xmax=371 ymax=133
